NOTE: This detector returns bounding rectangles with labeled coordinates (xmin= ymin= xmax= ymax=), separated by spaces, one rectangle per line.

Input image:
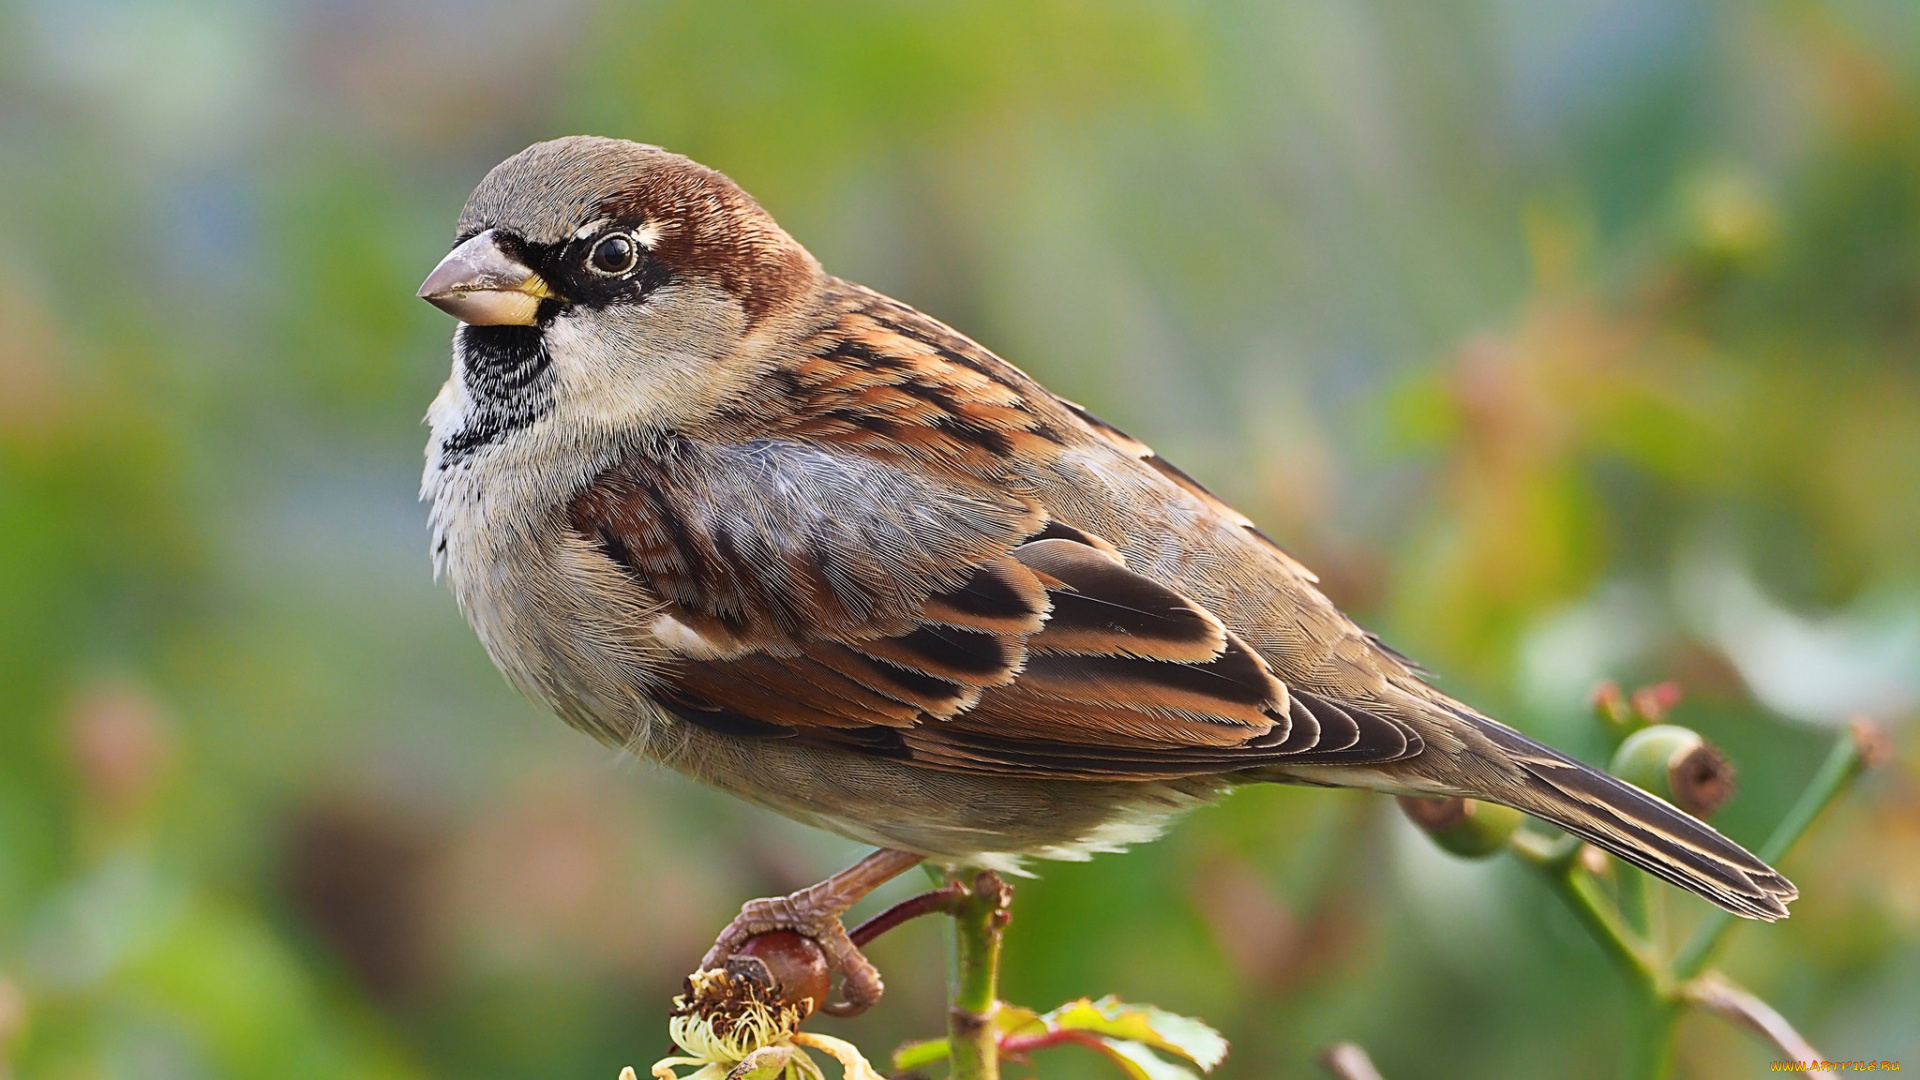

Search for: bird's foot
xmin=698 ymin=848 xmax=923 ymax=1017
xmin=701 ymin=897 xmax=880 ymax=1016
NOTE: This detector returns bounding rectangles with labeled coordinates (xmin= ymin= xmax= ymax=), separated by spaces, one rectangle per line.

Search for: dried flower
xmin=644 ymin=966 xmax=882 ymax=1080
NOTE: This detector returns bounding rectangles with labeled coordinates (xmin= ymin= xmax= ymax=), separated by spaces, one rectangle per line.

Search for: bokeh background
xmin=3 ymin=1 xmax=1919 ymax=1077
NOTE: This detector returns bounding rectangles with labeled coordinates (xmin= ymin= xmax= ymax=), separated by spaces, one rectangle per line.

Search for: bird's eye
xmin=589 ymin=234 xmax=637 ymax=275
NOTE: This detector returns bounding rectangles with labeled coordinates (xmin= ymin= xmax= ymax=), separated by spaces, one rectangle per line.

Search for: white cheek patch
xmin=540 ymin=314 xmax=674 ymax=426
xmin=540 ymin=280 xmax=752 ymax=432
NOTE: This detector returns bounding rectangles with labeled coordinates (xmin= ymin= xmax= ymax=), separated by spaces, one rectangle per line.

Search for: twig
xmin=1510 ymin=818 xmax=1678 ymax=1080
xmin=947 ymin=871 xmax=1013 ymax=1080
xmin=1508 ymin=830 xmax=1663 ymax=994
xmin=1479 ymin=708 xmax=1881 ymax=1078
xmin=1682 ymin=972 xmax=1821 ymax=1063
xmin=1319 ymin=1041 xmax=1387 ymax=1080
xmin=848 ymin=883 xmax=965 ymax=947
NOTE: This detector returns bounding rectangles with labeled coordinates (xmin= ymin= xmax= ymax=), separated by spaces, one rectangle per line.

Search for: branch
xmin=848 ymin=883 xmax=964 ymax=947
xmin=1508 ymin=829 xmax=1663 ymax=993
xmin=1682 ymin=972 xmax=1821 ymax=1062
xmin=947 ymin=871 xmax=1013 ymax=1080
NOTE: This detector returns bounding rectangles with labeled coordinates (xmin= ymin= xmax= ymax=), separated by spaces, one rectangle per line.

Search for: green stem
xmin=1673 ymin=728 xmax=1866 ymax=979
xmin=1500 ymin=722 xmax=1875 ymax=1077
xmin=947 ymin=871 xmax=1012 ymax=1080
xmin=1618 ymin=862 xmax=1649 ymax=938
xmin=1511 ymin=829 xmax=1672 ymax=1079
xmin=1625 ymin=997 xmax=1683 ymax=1080
xmin=1512 ymin=831 xmax=1663 ymax=994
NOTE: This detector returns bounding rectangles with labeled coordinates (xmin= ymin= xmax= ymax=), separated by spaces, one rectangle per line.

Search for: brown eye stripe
xmin=590 ymin=159 xmax=812 ymax=321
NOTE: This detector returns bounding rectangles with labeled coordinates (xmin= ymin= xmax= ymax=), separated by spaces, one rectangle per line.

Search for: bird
xmin=417 ymin=135 xmax=1795 ymax=1014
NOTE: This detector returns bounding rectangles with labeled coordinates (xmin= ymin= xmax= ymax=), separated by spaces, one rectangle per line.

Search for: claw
xmin=700 ymin=902 xmax=879 ymax=1012
xmin=698 ymin=897 xmax=884 ymax=1015
xmin=696 ymin=849 xmax=923 ymax=1017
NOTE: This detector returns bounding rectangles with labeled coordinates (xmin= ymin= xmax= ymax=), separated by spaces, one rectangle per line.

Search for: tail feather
xmin=1467 ymin=715 xmax=1797 ymax=921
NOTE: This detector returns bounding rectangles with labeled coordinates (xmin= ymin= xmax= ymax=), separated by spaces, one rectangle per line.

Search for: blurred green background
xmin=2 ymin=1 xmax=1918 ymax=1077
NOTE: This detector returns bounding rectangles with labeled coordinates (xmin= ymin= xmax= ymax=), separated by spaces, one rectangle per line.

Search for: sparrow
xmin=418 ymin=136 xmax=1795 ymax=1014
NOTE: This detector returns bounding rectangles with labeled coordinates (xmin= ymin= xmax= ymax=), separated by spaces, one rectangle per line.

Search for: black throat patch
xmin=438 ymin=324 xmax=555 ymax=467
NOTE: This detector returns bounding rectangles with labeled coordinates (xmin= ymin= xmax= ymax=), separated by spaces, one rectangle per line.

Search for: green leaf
xmin=1044 ymin=997 xmax=1228 ymax=1071
xmin=1093 ymin=1039 xmax=1204 ymax=1080
xmin=990 ymin=1004 xmax=1048 ymax=1038
xmin=890 ymin=1037 xmax=951 ymax=1073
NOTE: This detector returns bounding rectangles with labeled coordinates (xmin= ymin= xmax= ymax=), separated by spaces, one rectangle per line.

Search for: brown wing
xmin=569 ymin=290 xmax=1421 ymax=780
xmin=576 ymin=491 xmax=1419 ymax=778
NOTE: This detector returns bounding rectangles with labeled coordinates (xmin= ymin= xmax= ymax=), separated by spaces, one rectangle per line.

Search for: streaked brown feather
xmin=849 ymin=625 xmax=1023 ymax=687
xmin=1010 ymin=649 xmax=1280 ymax=727
xmin=679 ymin=661 xmax=864 ymax=731
xmin=952 ymin=687 xmax=1271 ymax=748
xmin=802 ymin=642 xmax=981 ymax=719
xmin=1294 ymin=690 xmax=1360 ymax=752
xmin=562 ymin=282 xmax=1425 ymax=781
xmin=766 ymin=300 xmax=1066 ymax=469
xmin=1053 ymin=396 xmax=1324 ymax=585
xmin=655 ymin=686 xmax=797 ymax=740
xmin=1261 ymin=697 xmax=1321 ymax=752
xmin=1012 ymin=539 xmax=1228 ymax=663
xmin=917 ymin=558 xmax=1050 ymax=634
xmin=704 ymin=654 xmax=918 ymax=728
xmin=569 ymin=431 xmax=1042 ymax=640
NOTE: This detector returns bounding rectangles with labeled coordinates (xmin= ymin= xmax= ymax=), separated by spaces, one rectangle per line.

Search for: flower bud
xmin=1849 ymin=716 xmax=1892 ymax=770
xmin=1397 ymin=795 xmax=1524 ymax=858
xmin=1592 ymin=680 xmax=1687 ymax=742
xmin=1628 ymin=681 xmax=1682 ymax=726
xmin=1592 ymin=681 xmax=1636 ymax=740
xmin=1610 ymin=724 xmax=1735 ymax=818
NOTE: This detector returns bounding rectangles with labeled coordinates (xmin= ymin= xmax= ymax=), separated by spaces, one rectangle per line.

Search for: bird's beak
xmin=417 ymin=229 xmax=557 ymax=326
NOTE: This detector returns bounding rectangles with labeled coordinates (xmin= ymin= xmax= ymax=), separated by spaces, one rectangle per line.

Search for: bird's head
xmin=419 ymin=137 xmax=820 ymax=456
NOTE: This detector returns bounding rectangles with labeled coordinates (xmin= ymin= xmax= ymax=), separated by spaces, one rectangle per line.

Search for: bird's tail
xmin=1462 ymin=714 xmax=1796 ymax=920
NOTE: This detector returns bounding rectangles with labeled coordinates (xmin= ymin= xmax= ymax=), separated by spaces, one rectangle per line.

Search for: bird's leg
xmin=701 ymin=848 xmax=924 ymax=1016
